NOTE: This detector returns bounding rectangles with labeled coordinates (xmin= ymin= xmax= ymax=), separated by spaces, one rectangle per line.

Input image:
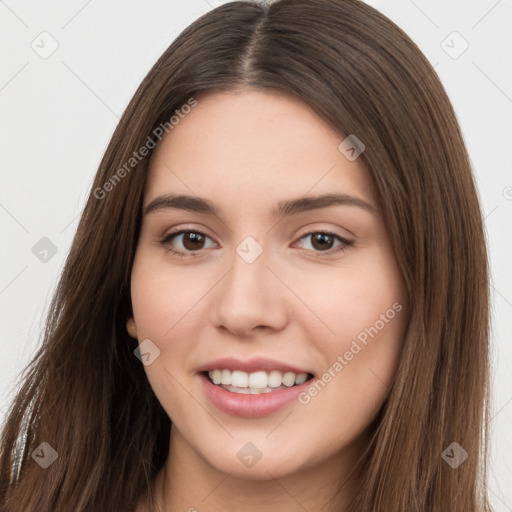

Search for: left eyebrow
xmin=275 ymin=193 xmax=377 ymax=217
xmin=144 ymin=193 xmax=377 ymax=218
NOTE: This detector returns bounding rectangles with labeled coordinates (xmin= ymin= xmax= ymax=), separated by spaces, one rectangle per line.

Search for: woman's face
xmin=129 ymin=89 xmax=409 ymax=480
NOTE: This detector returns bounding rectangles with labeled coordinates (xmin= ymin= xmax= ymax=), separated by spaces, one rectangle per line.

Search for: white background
xmin=1 ymin=0 xmax=511 ymax=509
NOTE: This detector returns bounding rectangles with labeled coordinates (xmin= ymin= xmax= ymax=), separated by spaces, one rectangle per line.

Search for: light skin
xmin=129 ymin=89 xmax=409 ymax=512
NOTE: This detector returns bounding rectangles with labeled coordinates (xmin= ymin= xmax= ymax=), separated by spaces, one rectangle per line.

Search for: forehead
xmin=144 ymin=89 xmax=377 ymax=209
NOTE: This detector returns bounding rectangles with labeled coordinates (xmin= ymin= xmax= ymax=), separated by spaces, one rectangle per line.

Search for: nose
xmin=211 ymin=243 xmax=289 ymax=338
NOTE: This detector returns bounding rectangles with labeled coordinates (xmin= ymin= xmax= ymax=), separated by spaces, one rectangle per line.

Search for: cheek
xmin=130 ymin=252 xmax=200 ymax=420
xmin=295 ymin=250 xmax=407 ymax=350
xmin=130 ymin=247 xmax=214 ymax=337
xmin=129 ymin=249 xmax=218 ymax=396
xmin=293 ymin=250 xmax=407 ymax=420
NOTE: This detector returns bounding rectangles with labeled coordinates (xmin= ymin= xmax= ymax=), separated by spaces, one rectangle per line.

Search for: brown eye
xmin=296 ymin=231 xmax=354 ymax=255
xmin=159 ymin=230 xmax=216 ymax=256
xmin=310 ymin=233 xmax=335 ymax=251
xmin=181 ymin=232 xmax=206 ymax=250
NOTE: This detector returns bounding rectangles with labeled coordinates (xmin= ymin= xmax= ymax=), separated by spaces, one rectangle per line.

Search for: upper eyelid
xmin=161 ymin=228 xmax=216 ymax=244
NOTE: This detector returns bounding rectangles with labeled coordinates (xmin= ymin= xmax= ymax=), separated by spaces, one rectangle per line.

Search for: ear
xmin=126 ymin=317 xmax=138 ymax=338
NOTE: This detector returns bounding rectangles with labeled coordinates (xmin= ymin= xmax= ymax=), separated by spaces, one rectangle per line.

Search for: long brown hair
xmin=0 ymin=1 xmax=492 ymax=510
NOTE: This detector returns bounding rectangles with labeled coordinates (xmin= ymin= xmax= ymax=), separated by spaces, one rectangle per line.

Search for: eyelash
xmin=158 ymin=229 xmax=354 ymax=258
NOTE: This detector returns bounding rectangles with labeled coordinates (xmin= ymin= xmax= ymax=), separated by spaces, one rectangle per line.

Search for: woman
xmin=0 ymin=1 xmax=492 ymax=511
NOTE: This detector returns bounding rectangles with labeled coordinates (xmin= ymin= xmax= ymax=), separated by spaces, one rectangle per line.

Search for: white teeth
xmin=223 ymin=384 xmax=285 ymax=394
xmin=231 ymin=370 xmax=248 ymax=388
xmin=211 ymin=369 xmax=222 ymax=385
xmin=282 ymin=372 xmax=296 ymax=387
xmin=268 ymin=371 xmax=282 ymax=388
xmin=207 ymin=369 xmax=310 ymax=390
xmin=248 ymin=371 xmax=267 ymax=388
xmin=295 ymin=373 xmax=308 ymax=385
xmin=221 ymin=369 xmax=231 ymax=385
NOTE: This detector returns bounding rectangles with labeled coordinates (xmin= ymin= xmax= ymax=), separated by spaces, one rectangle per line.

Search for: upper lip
xmin=197 ymin=357 xmax=312 ymax=375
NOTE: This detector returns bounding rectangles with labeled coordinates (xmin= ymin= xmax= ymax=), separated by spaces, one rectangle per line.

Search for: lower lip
xmin=199 ymin=373 xmax=313 ymax=418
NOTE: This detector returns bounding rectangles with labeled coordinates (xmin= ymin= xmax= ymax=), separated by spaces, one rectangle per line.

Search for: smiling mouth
xmin=202 ymin=369 xmax=315 ymax=395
